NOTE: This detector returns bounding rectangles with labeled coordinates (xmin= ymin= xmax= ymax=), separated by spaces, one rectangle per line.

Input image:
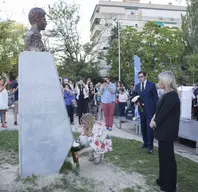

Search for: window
xmin=125 ymin=9 xmax=138 ymax=16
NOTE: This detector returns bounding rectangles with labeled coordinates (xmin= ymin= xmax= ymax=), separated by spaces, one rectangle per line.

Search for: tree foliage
xmin=107 ymin=26 xmax=141 ymax=85
xmin=0 ymin=20 xmax=26 ymax=79
xmin=46 ymin=0 xmax=101 ymax=83
xmin=181 ymin=0 xmax=198 ymax=83
xmin=139 ymin=22 xmax=184 ymax=82
xmin=107 ymin=22 xmax=185 ymax=85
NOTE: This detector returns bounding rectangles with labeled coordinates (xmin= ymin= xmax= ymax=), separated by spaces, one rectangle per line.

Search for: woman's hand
xmin=150 ymin=120 xmax=156 ymax=129
xmin=3 ymin=73 xmax=9 ymax=84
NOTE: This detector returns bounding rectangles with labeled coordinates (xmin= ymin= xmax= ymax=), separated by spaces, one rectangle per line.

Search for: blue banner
xmin=134 ymin=55 xmax=141 ymax=85
xmin=134 ymin=56 xmax=141 ymax=119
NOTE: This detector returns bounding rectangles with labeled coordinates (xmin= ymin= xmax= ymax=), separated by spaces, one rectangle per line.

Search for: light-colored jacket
xmin=76 ymin=85 xmax=89 ymax=100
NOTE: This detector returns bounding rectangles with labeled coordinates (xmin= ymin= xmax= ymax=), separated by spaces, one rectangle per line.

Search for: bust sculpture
xmin=24 ymin=7 xmax=47 ymax=51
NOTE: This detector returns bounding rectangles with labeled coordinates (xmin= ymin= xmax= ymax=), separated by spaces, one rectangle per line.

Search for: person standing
xmin=76 ymin=80 xmax=89 ymax=124
xmin=64 ymin=83 xmax=75 ymax=125
xmin=128 ymin=83 xmax=136 ymax=118
xmin=193 ymin=83 xmax=198 ymax=121
xmin=95 ymin=83 xmax=103 ymax=120
xmin=12 ymin=77 xmax=19 ymax=125
xmin=88 ymin=82 xmax=97 ymax=119
xmin=118 ymin=87 xmax=128 ymax=118
xmin=134 ymin=71 xmax=158 ymax=154
xmin=100 ymin=76 xmax=116 ymax=131
xmin=114 ymin=81 xmax=121 ymax=118
xmin=0 ymin=76 xmax=9 ymax=128
xmin=150 ymin=71 xmax=180 ymax=192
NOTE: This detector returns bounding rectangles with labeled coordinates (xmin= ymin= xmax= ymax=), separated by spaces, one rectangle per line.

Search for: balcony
xmin=90 ymin=24 xmax=102 ymax=41
xmin=90 ymin=12 xmax=142 ymax=29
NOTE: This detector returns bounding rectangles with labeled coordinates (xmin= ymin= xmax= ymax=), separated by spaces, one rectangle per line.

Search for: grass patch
xmin=0 ymin=130 xmax=18 ymax=152
xmin=0 ymin=131 xmax=197 ymax=192
xmin=105 ymin=137 xmax=198 ymax=192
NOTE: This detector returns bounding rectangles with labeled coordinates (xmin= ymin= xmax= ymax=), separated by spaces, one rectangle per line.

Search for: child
xmin=118 ymin=87 xmax=128 ymax=117
xmin=75 ymin=113 xmax=112 ymax=164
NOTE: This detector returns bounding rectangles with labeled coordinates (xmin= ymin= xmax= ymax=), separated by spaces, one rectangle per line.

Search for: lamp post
xmin=117 ymin=21 xmax=121 ymax=82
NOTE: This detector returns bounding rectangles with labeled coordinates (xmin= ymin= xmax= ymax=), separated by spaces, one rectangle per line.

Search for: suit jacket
xmin=154 ymin=91 xmax=180 ymax=141
xmin=194 ymin=88 xmax=198 ymax=97
xmin=135 ymin=81 xmax=158 ymax=118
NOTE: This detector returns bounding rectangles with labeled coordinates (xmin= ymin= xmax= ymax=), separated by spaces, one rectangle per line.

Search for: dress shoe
xmin=147 ymin=149 xmax=153 ymax=154
xmin=139 ymin=144 xmax=148 ymax=149
xmin=156 ymin=178 xmax=177 ymax=192
xmin=160 ymin=186 xmax=176 ymax=192
xmin=156 ymin=178 xmax=162 ymax=186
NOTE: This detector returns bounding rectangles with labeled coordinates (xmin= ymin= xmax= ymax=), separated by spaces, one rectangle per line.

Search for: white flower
xmin=72 ymin=141 xmax=80 ymax=147
xmin=131 ymin=95 xmax=140 ymax=103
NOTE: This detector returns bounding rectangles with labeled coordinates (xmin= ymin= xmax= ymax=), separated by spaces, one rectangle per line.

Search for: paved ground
xmin=1 ymin=110 xmax=198 ymax=163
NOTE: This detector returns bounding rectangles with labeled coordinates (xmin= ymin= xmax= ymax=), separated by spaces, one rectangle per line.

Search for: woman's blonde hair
xmin=158 ymin=71 xmax=178 ymax=93
xmin=80 ymin=113 xmax=95 ymax=135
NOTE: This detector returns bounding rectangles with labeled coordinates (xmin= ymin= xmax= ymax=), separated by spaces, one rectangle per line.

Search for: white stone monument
xmin=19 ymin=52 xmax=74 ymax=178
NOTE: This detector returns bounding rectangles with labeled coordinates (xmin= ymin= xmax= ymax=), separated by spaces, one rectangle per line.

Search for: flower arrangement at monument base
xmin=70 ymin=141 xmax=85 ymax=168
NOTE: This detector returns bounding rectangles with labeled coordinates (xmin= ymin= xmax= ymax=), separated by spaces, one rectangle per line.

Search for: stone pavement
xmin=1 ymin=111 xmax=198 ymax=163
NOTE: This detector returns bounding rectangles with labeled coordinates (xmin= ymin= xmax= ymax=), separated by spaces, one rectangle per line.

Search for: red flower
xmin=95 ymin=141 xmax=99 ymax=146
xmin=101 ymin=143 xmax=105 ymax=149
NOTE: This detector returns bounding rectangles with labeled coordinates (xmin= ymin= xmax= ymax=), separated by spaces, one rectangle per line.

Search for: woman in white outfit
xmin=0 ymin=77 xmax=9 ymax=128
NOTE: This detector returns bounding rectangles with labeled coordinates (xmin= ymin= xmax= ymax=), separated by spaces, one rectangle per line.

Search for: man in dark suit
xmin=135 ymin=71 xmax=158 ymax=154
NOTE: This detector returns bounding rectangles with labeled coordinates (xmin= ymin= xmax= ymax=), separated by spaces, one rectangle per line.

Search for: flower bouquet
xmin=131 ymin=95 xmax=144 ymax=112
xmin=70 ymin=141 xmax=85 ymax=169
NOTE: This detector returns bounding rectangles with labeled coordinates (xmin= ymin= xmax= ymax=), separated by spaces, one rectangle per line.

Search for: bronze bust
xmin=24 ymin=7 xmax=47 ymax=51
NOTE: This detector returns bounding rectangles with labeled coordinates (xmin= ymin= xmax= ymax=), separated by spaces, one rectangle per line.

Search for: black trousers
xmin=139 ymin=112 xmax=153 ymax=149
xmin=195 ymin=107 xmax=198 ymax=121
xmin=77 ymin=98 xmax=88 ymax=124
xmin=119 ymin=102 xmax=127 ymax=117
xmin=158 ymin=141 xmax=177 ymax=192
xmin=66 ymin=105 xmax=74 ymax=123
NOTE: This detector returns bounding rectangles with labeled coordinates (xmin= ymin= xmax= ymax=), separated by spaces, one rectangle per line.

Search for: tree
xmin=106 ymin=22 xmax=185 ymax=85
xmin=0 ymin=20 xmax=26 ymax=79
xmin=181 ymin=0 xmax=198 ymax=84
xmin=140 ymin=22 xmax=185 ymax=82
xmin=46 ymin=0 xmax=101 ymax=83
xmin=106 ymin=26 xmax=141 ymax=85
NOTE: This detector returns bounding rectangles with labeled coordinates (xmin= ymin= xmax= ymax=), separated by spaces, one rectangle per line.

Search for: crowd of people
xmin=62 ymin=72 xmax=198 ymax=192
xmin=60 ymin=76 xmax=135 ymax=128
xmin=71 ymin=71 xmax=182 ymax=192
xmin=0 ymin=71 xmax=197 ymax=192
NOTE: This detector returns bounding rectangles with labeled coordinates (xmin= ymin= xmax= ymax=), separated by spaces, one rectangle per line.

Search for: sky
xmin=0 ymin=0 xmax=186 ymax=43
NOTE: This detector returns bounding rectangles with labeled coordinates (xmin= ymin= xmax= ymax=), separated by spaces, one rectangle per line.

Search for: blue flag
xmin=134 ymin=55 xmax=141 ymax=85
xmin=134 ymin=56 xmax=141 ymax=118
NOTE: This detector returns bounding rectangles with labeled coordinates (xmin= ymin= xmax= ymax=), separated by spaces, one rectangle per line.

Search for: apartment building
xmin=90 ymin=0 xmax=186 ymax=76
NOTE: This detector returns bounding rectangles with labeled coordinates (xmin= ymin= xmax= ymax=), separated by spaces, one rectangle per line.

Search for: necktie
xmin=142 ymin=82 xmax=144 ymax=92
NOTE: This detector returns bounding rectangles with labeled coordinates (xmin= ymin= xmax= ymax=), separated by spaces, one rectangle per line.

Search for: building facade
xmin=90 ymin=0 xmax=186 ymax=76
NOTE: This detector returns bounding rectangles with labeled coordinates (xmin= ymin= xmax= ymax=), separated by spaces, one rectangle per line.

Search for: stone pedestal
xmin=19 ymin=52 xmax=73 ymax=178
